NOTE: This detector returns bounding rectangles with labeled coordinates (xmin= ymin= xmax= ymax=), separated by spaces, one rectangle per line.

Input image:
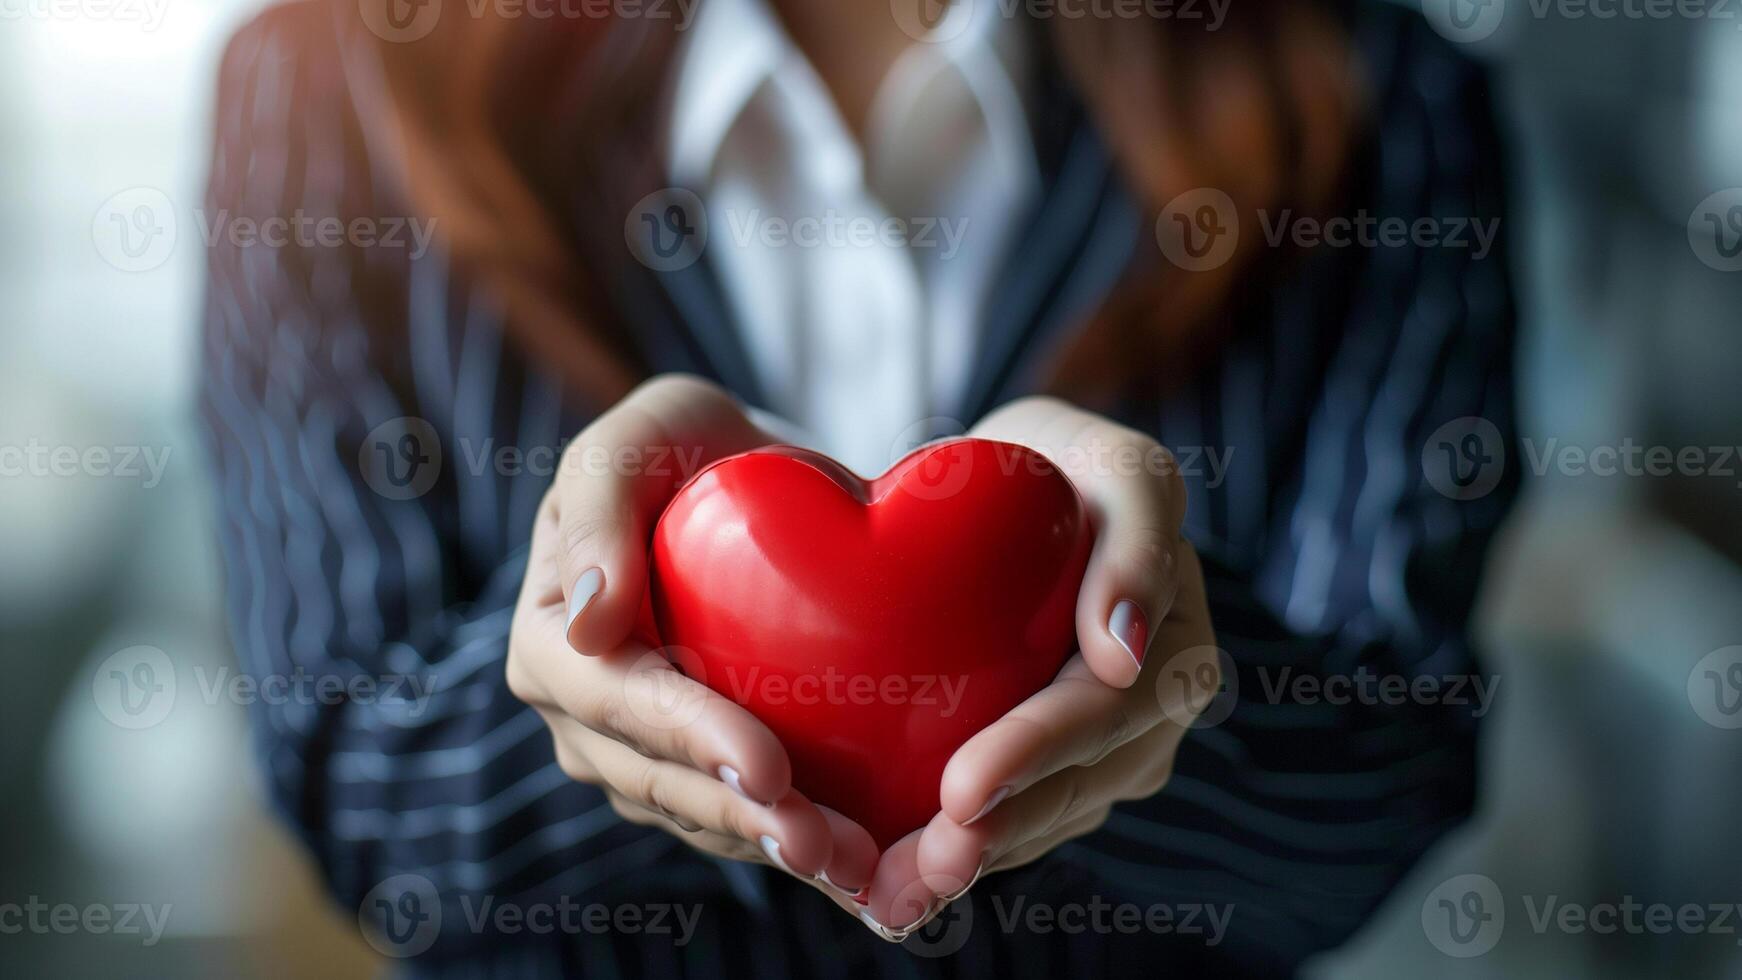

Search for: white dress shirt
xmin=665 ymin=0 xmax=1040 ymax=475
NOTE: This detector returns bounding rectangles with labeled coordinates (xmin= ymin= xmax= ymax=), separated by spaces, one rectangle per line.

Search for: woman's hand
xmin=857 ymin=397 xmax=1223 ymax=939
xmin=506 ymin=375 xmax=879 ymax=909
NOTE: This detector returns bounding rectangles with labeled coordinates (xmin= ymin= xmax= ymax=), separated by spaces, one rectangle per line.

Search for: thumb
xmin=555 ymin=375 xmax=771 ymax=654
xmin=1069 ymin=443 xmax=1187 ymax=689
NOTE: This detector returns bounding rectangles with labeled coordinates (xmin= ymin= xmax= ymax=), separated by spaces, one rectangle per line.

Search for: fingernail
xmin=566 ymin=567 xmax=604 ymax=636
xmin=758 ymin=835 xmax=792 ymax=874
xmin=940 ymin=861 xmax=985 ymax=902
xmin=858 ymin=909 xmax=902 ymax=942
xmin=1109 ymin=599 xmax=1149 ymax=669
xmin=962 ymin=785 xmax=1011 ymax=826
xmin=816 ymin=869 xmax=859 ymax=900
xmin=717 ymin=765 xmax=776 ymax=808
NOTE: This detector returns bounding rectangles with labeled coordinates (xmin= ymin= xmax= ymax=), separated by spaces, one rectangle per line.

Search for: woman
xmin=201 ymin=0 xmax=1518 ymax=974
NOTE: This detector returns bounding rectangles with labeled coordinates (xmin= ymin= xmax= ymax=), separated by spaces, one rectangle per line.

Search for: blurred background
xmin=1 ymin=0 xmax=1739 ymax=976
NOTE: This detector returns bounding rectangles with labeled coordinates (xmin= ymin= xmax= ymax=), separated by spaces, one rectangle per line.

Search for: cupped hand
xmin=857 ymin=397 xmax=1223 ymax=940
xmin=506 ymin=375 xmax=879 ymax=910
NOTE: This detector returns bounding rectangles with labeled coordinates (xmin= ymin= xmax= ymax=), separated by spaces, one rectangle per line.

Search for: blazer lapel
xmin=954 ymin=60 xmax=1144 ymax=424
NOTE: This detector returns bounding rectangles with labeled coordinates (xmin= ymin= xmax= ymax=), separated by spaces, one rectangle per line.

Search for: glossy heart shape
xmin=650 ymin=438 xmax=1093 ymax=848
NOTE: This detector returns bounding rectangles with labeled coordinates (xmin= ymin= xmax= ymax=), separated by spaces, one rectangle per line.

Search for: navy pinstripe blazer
xmin=201 ymin=2 xmax=1519 ymax=975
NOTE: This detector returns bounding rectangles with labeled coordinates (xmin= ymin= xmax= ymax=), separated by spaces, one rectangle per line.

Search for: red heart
xmin=650 ymin=438 xmax=1093 ymax=848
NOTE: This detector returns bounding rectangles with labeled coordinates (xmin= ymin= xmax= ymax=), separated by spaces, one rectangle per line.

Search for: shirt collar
xmin=665 ymin=0 xmax=1037 ymax=195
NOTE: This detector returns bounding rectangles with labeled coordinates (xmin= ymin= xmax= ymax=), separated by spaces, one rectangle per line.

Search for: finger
xmin=815 ymin=805 xmax=878 ymax=899
xmin=530 ymin=636 xmax=793 ymax=806
xmin=859 ymin=829 xmax=940 ymax=938
xmin=1067 ymin=433 xmax=1185 ymax=690
xmin=936 ymin=654 xmax=1155 ymax=825
xmin=986 ymin=806 xmax=1111 ymax=874
xmin=600 ymin=791 xmax=759 ymax=860
xmin=919 ymin=729 xmax=1175 ymax=897
xmin=562 ymin=719 xmax=835 ymax=878
xmin=973 ymin=400 xmax=1186 ymax=689
xmin=605 ymin=789 xmax=880 ymax=919
xmin=554 ymin=375 xmax=770 ymax=654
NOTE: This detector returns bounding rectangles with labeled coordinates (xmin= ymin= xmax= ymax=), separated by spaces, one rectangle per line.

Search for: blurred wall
xmin=0 ymin=4 xmax=376 ymax=976
xmin=1313 ymin=4 xmax=1742 ymax=977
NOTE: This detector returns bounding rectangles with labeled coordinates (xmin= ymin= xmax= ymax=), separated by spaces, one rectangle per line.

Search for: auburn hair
xmin=355 ymin=2 xmax=1364 ymax=410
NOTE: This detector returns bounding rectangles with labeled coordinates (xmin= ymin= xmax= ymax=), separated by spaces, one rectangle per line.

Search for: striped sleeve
xmin=1064 ymin=17 xmax=1521 ymax=975
xmin=195 ymin=8 xmax=688 ymax=959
